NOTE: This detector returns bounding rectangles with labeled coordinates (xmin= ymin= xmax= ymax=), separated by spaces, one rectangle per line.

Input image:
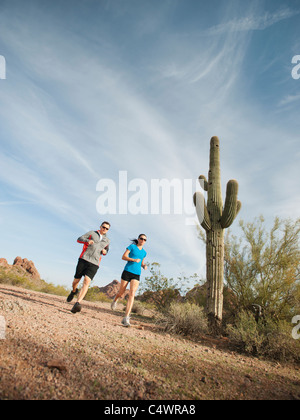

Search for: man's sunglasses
xmin=101 ymin=226 xmax=110 ymax=231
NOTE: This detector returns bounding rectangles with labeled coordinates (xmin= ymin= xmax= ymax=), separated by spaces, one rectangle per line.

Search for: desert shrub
xmin=131 ymin=301 xmax=146 ymax=316
xmin=84 ymin=287 xmax=111 ymax=303
xmin=226 ymin=311 xmax=265 ymax=355
xmin=139 ymin=288 xmax=181 ymax=311
xmin=0 ymin=268 xmax=69 ymax=297
xmin=139 ymin=263 xmax=200 ymax=311
xmin=121 ymin=300 xmax=155 ymax=317
xmin=263 ymin=320 xmax=300 ymax=363
xmin=0 ymin=268 xmax=31 ymax=288
xmin=227 ymin=311 xmax=300 ymax=363
xmin=158 ymin=302 xmax=208 ymax=337
xmin=224 ymin=217 xmax=300 ymax=320
xmin=39 ymin=282 xmax=69 ymax=297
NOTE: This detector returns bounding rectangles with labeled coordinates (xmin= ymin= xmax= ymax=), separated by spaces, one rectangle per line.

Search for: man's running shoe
xmin=121 ymin=316 xmax=131 ymax=327
xmin=67 ymin=288 xmax=79 ymax=303
xmin=71 ymin=302 xmax=82 ymax=314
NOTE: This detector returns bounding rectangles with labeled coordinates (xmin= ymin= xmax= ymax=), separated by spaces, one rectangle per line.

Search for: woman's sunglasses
xmin=139 ymin=237 xmax=147 ymax=242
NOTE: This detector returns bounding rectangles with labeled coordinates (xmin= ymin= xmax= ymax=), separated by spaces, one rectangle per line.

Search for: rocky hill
xmin=97 ymin=279 xmax=130 ymax=299
xmin=0 ymin=257 xmax=41 ymax=280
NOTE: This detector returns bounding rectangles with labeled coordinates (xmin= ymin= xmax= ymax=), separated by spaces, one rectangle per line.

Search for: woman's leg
xmin=114 ymin=279 xmax=129 ymax=302
xmin=125 ymin=280 xmax=139 ymax=318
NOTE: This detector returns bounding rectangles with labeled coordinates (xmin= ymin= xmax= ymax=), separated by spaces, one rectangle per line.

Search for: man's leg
xmin=67 ymin=278 xmax=81 ymax=303
xmin=72 ymin=278 xmax=81 ymax=292
xmin=77 ymin=275 xmax=91 ymax=303
xmin=70 ymin=259 xmax=84 ymax=297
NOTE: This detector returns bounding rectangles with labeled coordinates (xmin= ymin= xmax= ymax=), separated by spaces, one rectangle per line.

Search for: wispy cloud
xmin=278 ymin=94 xmax=300 ymax=107
xmin=204 ymin=8 xmax=299 ymax=36
xmin=0 ymin=201 xmax=35 ymax=206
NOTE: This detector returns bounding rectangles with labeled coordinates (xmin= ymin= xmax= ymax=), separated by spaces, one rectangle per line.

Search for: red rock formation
xmin=0 ymin=258 xmax=9 ymax=268
xmin=0 ymin=257 xmax=41 ymax=280
xmin=13 ymin=257 xmax=40 ymax=279
xmin=98 ymin=280 xmax=129 ymax=299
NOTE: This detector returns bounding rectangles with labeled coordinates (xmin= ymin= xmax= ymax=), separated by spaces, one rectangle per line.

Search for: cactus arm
xmin=193 ymin=192 xmax=211 ymax=231
xmin=236 ymin=200 xmax=242 ymax=219
xmin=220 ymin=179 xmax=239 ymax=228
xmin=199 ymin=175 xmax=208 ymax=191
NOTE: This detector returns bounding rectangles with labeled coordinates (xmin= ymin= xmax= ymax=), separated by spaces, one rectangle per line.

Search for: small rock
xmin=243 ymin=378 xmax=252 ymax=388
xmin=145 ymin=380 xmax=157 ymax=395
xmin=135 ymin=390 xmax=144 ymax=400
xmin=46 ymin=359 xmax=67 ymax=372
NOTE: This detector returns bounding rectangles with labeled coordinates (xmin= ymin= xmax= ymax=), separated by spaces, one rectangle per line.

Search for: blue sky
xmin=0 ymin=0 xmax=299 ymax=289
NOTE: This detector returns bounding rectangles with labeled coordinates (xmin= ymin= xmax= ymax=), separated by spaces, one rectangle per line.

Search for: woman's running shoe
xmin=111 ymin=299 xmax=118 ymax=311
xmin=121 ymin=316 xmax=131 ymax=327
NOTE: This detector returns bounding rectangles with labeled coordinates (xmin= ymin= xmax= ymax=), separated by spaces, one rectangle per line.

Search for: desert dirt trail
xmin=0 ymin=283 xmax=299 ymax=400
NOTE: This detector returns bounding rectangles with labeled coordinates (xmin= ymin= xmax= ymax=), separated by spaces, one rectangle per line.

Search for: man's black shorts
xmin=121 ymin=270 xmax=140 ymax=282
xmin=74 ymin=258 xmax=99 ymax=281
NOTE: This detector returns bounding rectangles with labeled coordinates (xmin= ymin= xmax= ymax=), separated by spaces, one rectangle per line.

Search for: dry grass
xmin=158 ymin=302 xmax=208 ymax=337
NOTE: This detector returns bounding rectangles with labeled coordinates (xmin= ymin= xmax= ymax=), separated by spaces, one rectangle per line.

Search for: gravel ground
xmin=0 ymin=283 xmax=299 ymax=400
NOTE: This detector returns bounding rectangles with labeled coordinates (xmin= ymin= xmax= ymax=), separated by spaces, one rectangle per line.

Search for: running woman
xmin=111 ymin=234 xmax=147 ymax=327
xmin=67 ymin=222 xmax=111 ymax=314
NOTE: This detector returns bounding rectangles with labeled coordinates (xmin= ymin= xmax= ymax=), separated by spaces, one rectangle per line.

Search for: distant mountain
xmin=97 ymin=280 xmax=129 ymax=299
xmin=0 ymin=257 xmax=40 ymax=280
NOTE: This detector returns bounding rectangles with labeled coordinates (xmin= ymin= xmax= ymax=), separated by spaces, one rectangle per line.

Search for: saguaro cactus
xmin=193 ymin=136 xmax=241 ymax=333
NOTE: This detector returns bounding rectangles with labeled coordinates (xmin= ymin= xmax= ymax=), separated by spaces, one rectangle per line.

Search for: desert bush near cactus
xmin=194 ymin=136 xmax=241 ymax=333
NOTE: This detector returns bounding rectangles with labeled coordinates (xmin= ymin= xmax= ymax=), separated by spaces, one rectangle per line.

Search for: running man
xmin=111 ymin=234 xmax=147 ymax=327
xmin=67 ymin=222 xmax=111 ymax=313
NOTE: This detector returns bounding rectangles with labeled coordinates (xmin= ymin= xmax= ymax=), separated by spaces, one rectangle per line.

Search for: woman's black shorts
xmin=121 ymin=270 xmax=140 ymax=282
xmin=74 ymin=258 xmax=99 ymax=281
